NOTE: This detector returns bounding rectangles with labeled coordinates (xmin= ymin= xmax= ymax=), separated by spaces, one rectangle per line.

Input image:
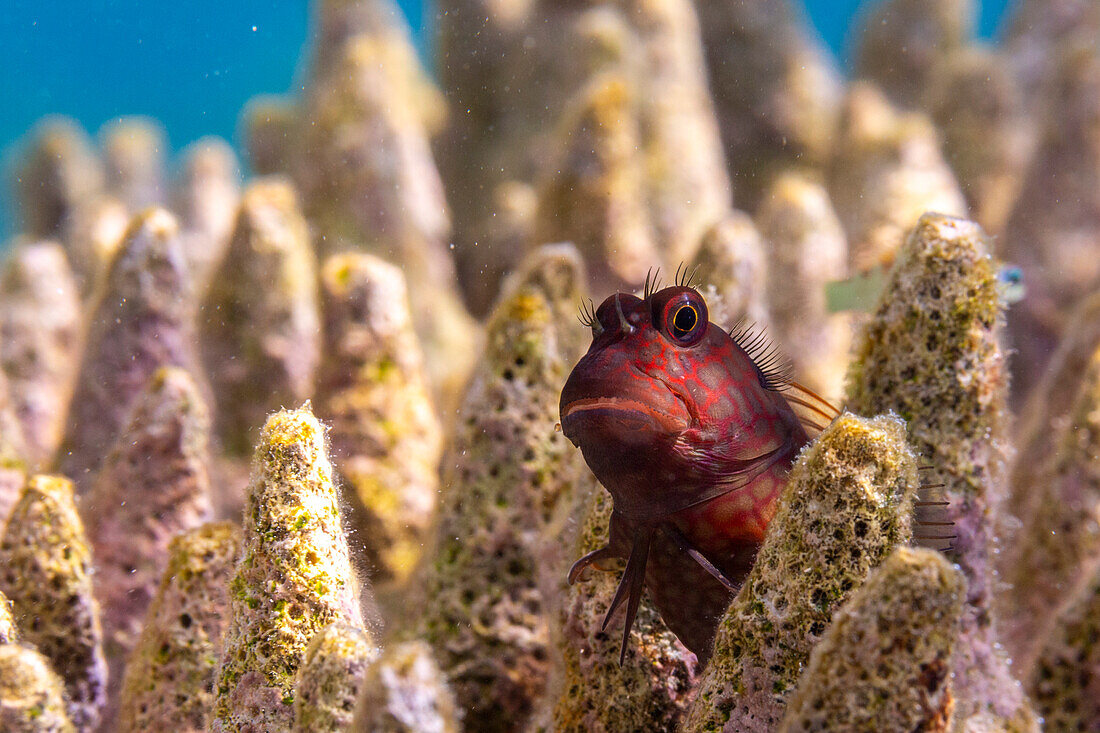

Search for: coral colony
xmin=3 ymin=0 xmax=1100 ymax=730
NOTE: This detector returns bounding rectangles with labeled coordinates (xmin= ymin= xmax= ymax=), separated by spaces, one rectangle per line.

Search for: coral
xmin=199 ymin=178 xmax=320 ymax=457
xmin=828 ymin=84 xmax=967 ymax=272
xmin=693 ymin=0 xmax=842 ymax=208
xmin=846 ymin=213 xmax=1036 ymax=728
xmin=681 ymin=412 xmax=918 ymax=732
xmin=0 ymin=369 xmax=28 ymax=527
xmin=533 ymin=74 xmax=657 ymax=289
xmin=755 ymin=172 xmax=851 ymax=402
xmin=0 ymin=643 xmax=75 ymax=733
xmin=81 ymin=366 xmax=214 ymax=723
xmin=291 ymin=622 xmax=378 ymax=732
xmin=854 ymin=0 xmax=973 ymax=109
xmin=0 ymin=475 xmax=107 ymax=732
xmin=778 ymin=547 xmax=964 ymax=732
xmin=61 ymin=194 xmax=129 ymax=295
xmin=211 ymin=406 xmax=363 ymax=732
xmin=689 ymin=211 xmax=771 ymax=333
xmin=173 ymin=137 xmax=241 ymax=291
xmin=1002 ymin=42 xmax=1100 ymax=399
xmin=13 ymin=116 xmax=104 ymax=240
xmin=350 ymin=640 xmax=460 ymax=732
xmin=925 ymin=47 xmax=1033 ymax=235
xmin=420 ymin=244 xmax=590 ymax=731
xmin=545 ymin=486 xmax=698 ymax=732
xmin=0 ymin=240 xmax=80 ymax=468
xmin=1028 ymin=560 xmax=1100 ymax=730
xmin=620 ymin=0 xmax=732 ymax=266
xmin=1007 ymin=292 xmax=1100 ymax=524
xmin=99 ymin=117 xmax=167 ymax=212
xmin=314 ymin=253 xmax=442 ymax=592
xmin=0 ymin=590 xmax=16 ymax=643
xmin=116 ymin=522 xmax=241 ymax=733
xmin=1000 ymin=344 xmax=1100 ymax=674
xmin=59 ymin=207 xmax=201 ymax=492
xmin=308 ymin=0 xmax=445 ymax=132
xmin=241 ymin=96 xmax=298 ymax=176
xmin=296 ymin=34 xmax=477 ymax=404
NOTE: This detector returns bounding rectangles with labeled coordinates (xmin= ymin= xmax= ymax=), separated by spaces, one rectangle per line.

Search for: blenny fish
xmin=559 ymin=269 xmax=836 ymax=663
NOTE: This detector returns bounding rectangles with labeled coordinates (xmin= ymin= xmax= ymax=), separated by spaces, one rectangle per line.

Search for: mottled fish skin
xmin=560 ymin=284 xmax=809 ymax=662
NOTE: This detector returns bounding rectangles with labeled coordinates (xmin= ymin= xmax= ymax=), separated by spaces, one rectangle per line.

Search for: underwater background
xmin=1 ymin=0 xmax=1012 ymax=238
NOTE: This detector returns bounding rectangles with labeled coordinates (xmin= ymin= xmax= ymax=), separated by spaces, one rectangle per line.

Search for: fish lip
xmin=560 ymin=395 xmax=677 ymax=422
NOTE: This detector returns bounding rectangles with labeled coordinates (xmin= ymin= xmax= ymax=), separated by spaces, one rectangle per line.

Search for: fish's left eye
xmin=655 ymin=288 xmax=708 ymax=346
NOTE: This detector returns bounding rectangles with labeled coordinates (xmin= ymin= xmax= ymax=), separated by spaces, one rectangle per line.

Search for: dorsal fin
xmin=729 ymin=320 xmax=794 ymax=391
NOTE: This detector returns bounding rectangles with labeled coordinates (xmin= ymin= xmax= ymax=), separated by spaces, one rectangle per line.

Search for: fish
xmin=559 ymin=268 xmax=835 ymax=663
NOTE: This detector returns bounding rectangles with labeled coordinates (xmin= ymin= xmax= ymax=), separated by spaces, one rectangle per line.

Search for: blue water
xmin=0 ymin=0 xmax=1014 ymax=238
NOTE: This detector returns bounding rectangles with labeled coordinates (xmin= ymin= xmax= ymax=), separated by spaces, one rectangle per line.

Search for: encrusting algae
xmin=291 ymin=621 xmax=379 ymax=732
xmin=420 ymin=244 xmax=590 ymax=732
xmin=60 ymin=207 xmax=200 ymax=493
xmin=0 ymin=475 xmax=107 ymax=732
xmin=350 ymin=640 xmax=460 ymax=733
xmin=199 ymin=179 xmax=320 ymax=458
xmin=314 ymin=252 xmax=442 ymax=594
xmin=681 ymin=412 xmax=918 ymax=733
xmin=211 ymin=405 xmax=363 ymax=733
xmin=777 ymin=546 xmax=965 ymax=732
xmin=0 ymin=240 xmax=81 ymax=469
xmin=116 ymin=522 xmax=241 ymax=733
xmin=81 ymin=366 xmax=214 ymax=727
xmin=6 ymin=0 xmax=1100 ymax=728
xmin=544 ymin=486 xmax=697 ymax=733
xmin=0 ymin=643 xmax=76 ymax=733
xmin=846 ymin=212 xmax=1038 ymax=729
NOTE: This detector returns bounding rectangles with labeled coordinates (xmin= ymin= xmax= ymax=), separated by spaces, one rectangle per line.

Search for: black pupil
xmin=673 ymin=304 xmax=697 ymax=334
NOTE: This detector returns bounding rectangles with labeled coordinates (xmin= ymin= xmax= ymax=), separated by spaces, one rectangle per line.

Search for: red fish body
xmin=559 ymin=284 xmax=810 ymax=662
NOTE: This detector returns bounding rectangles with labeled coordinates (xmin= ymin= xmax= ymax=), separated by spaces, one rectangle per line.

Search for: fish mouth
xmin=559 ymin=390 xmax=691 ymax=445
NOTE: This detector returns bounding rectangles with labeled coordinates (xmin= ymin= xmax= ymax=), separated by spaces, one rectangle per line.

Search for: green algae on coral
xmin=0 ymin=240 xmax=80 ymax=469
xmin=60 ymin=207 xmax=201 ymax=492
xmin=681 ymin=412 xmax=917 ymax=733
xmin=0 ymin=643 xmax=75 ymax=733
xmin=199 ymin=178 xmax=320 ymax=457
xmin=778 ymin=546 xmax=964 ymax=732
xmin=0 ymin=475 xmax=106 ymax=732
xmin=546 ymin=486 xmax=698 ymax=732
xmin=292 ymin=622 xmax=379 ymax=732
xmin=420 ymin=244 xmax=590 ymax=731
xmin=211 ymin=406 xmax=363 ymax=732
xmin=1028 ymin=559 xmax=1100 ymax=730
xmin=82 ymin=366 xmax=214 ymax=725
xmin=350 ymin=640 xmax=460 ymax=733
xmin=846 ymin=212 xmax=1036 ymax=728
xmin=314 ymin=252 xmax=442 ymax=593
xmin=117 ymin=522 xmax=241 ymax=733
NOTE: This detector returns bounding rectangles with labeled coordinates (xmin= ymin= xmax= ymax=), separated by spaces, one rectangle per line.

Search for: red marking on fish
xmin=560 ymin=284 xmax=809 ymax=663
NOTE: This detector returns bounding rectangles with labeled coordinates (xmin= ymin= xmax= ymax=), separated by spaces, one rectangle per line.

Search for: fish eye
xmin=653 ymin=288 xmax=708 ymax=346
xmin=672 ymin=304 xmax=698 ymax=335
